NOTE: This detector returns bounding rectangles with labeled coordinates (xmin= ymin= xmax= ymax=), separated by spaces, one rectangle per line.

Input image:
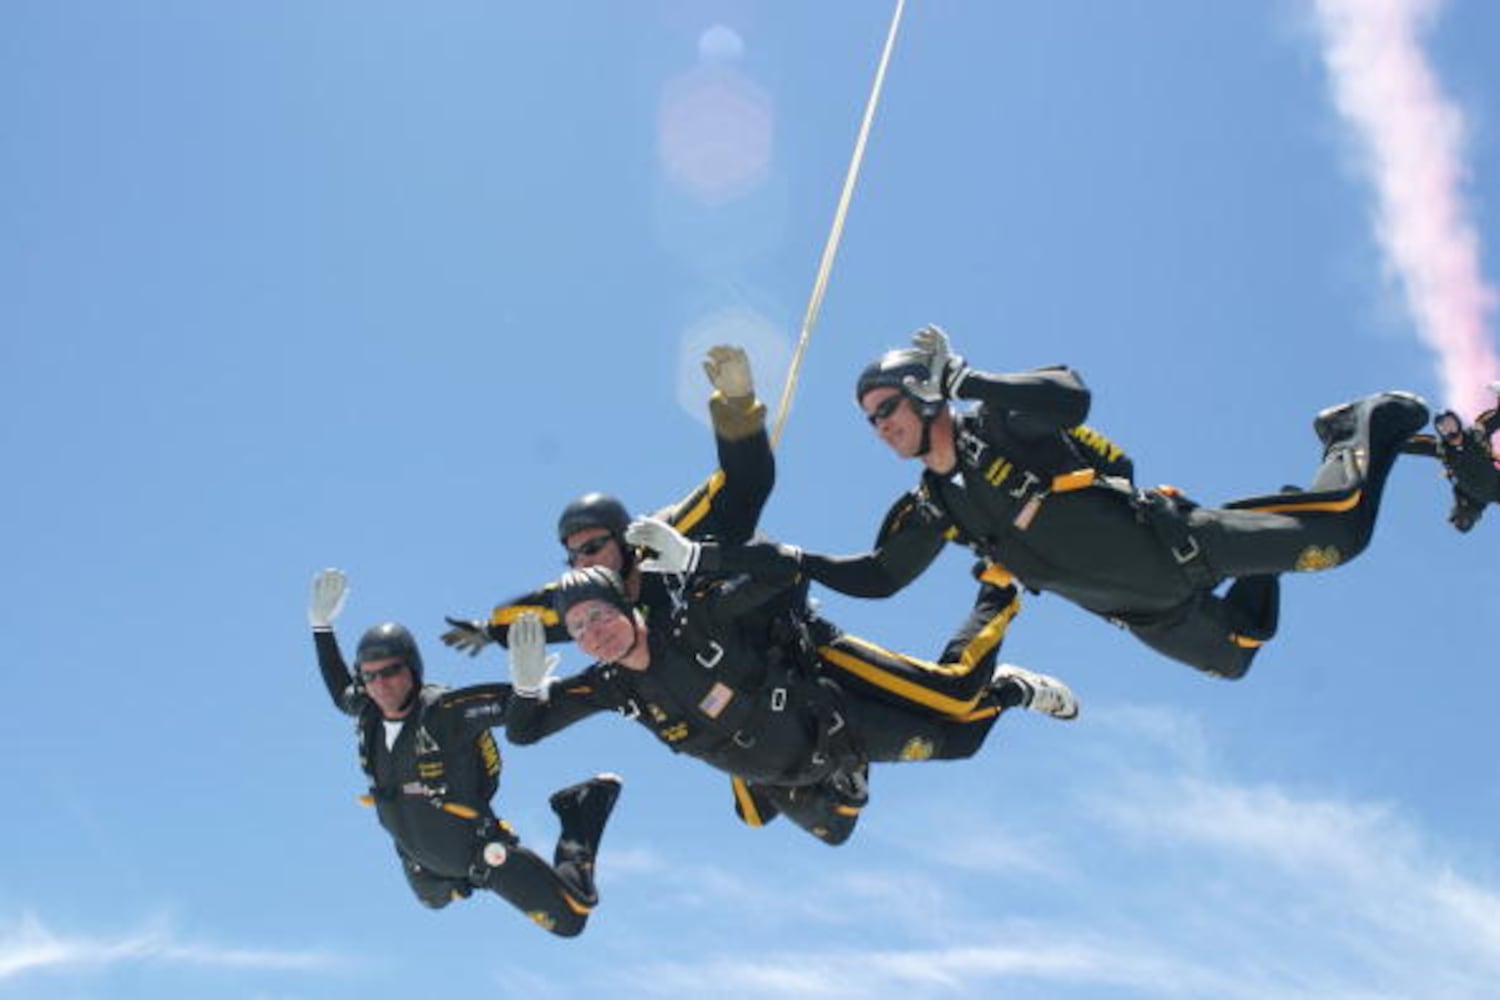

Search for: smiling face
xmin=564 ymin=599 xmax=640 ymax=665
xmin=358 ymin=656 xmax=415 ymax=718
xmin=861 ymin=386 xmax=924 ymax=458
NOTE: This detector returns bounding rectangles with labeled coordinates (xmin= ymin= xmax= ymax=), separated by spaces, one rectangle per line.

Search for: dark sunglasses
xmin=566 ymin=536 xmax=613 ymax=561
xmin=865 ymin=395 xmax=904 ymax=426
xmin=359 ymin=662 xmax=408 ymax=683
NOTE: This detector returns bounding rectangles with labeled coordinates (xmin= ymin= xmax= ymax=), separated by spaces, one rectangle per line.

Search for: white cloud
xmin=590 ymin=702 xmax=1500 ymax=998
xmin=0 ymin=912 xmax=342 ymax=982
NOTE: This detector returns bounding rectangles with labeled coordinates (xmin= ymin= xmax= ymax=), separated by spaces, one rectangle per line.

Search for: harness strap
xmin=1132 ymin=487 xmax=1216 ymax=590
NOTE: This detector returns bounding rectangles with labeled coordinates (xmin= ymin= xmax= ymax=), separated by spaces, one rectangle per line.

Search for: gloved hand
xmin=909 ymin=324 xmax=970 ymax=400
xmin=624 ymin=516 xmax=701 ymax=574
xmin=703 ymin=345 xmax=754 ymax=399
xmin=308 ymin=568 xmax=348 ymax=628
xmin=441 ymin=617 xmax=493 ymax=656
xmin=508 ymin=612 xmax=559 ymax=697
xmin=1449 ymin=501 xmax=1481 ymax=533
xmin=1488 ymin=379 xmax=1500 ymax=397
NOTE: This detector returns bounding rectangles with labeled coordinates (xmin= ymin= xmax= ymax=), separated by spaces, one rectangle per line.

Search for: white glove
xmin=703 ymin=344 xmax=754 ymax=399
xmin=1487 ymin=379 xmax=1500 ymax=397
xmin=308 ymin=568 xmax=348 ymax=628
xmin=624 ymin=516 xmax=701 ymax=574
xmin=508 ymin=612 xmax=559 ymax=697
xmin=910 ymin=324 xmax=970 ymax=400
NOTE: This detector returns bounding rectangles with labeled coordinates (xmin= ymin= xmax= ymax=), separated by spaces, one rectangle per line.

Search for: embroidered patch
xmin=1294 ymin=545 xmax=1342 ymax=572
xmin=698 ymin=682 xmax=734 ymax=718
xmin=898 ymin=737 xmax=936 ymax=761
xmin=529 ymin=910 xmax=556 ymax=931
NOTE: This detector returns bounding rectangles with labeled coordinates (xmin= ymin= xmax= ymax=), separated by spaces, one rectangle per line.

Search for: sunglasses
xmin=865 ymin=395 xmax=904 ymax=426
xmin=359 ymin=662 xmax=408 ymax=683
xmin=566 ymin=535 xmax=613 ymax=561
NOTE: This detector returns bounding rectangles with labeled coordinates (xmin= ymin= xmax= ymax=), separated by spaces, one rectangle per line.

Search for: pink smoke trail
xmin=1313 ymin=0 xmax=1499 ymax=419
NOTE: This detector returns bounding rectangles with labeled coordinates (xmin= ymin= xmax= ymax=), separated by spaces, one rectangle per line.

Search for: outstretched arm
xmin=506 ymin=667 xmax=614 ymax=745
xmin=797 ymin=490 xmax=950 ymax=598
xmin=1399 ymin=433 xmax=1440 ymax=458
xmin=308 ymin=568 xmax=363 ymax=715
xmin=441 ymin=583 xmax=570 ymax=658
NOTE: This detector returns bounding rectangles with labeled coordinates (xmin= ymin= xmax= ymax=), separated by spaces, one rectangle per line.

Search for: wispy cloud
xmin=1312 ymin=0 xmax=1499 ymax=416
xmin=0 ymin=913 xmax=343 ymax=982
xmin=590 ymin=702 xmax=1500 ymax=998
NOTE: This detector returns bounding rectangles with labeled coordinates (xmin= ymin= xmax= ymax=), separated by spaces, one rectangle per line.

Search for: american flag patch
xmin=698 ymin=682 xmax=734 ymax=718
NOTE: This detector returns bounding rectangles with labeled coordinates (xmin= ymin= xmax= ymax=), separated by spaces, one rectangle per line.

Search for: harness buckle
xmin=1172 ymin=535 xmax=1201 ymax=564
xmin=695 ymin=641 xmax=724 ymax=669
xmin=1008 ymin=470 xmax=1043 ymax=500
xmin=770 ymin=687 xmax=787 ymax=712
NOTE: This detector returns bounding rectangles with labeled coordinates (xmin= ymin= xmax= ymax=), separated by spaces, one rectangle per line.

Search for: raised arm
xmin=910 ymin=325 xmax=1091 ymax=433
xmin=655 ymin=346 xmax=775 ymax=545
xmin=308 ymin=568 xmax=363 ymax=716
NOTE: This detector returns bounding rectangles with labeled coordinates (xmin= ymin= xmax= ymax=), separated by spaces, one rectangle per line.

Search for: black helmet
xmin=855 ymin=348 xmax=932 ymax=404
xmin=557 ymin=492 xmax=636 ymax=574
xmin=557 ymin=493 xmax=631 ymax=542
xmin=552 ymin=566 xmax=633 ymax=620
xmin=855 ymin=348 xmax=944 ymax=454
xmin=355 ymin=622 xmax=423 ymax=685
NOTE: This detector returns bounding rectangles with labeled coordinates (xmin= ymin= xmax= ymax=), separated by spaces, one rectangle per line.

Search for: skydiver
xmin=779 ymin=325 xmax=1429 ymax=680
xmin=439 ymin=345 xmax=1050 ymax=732
xmin=1399 ymin=381 xmax=1500 ymax=532
xmin=308 ymin=568 xmax=620 ymax=937
xmin=502 ymin=517 xmax=1076 ymax=847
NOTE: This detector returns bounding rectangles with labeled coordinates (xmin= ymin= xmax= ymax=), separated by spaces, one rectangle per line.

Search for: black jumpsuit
xmin=799 ymin=366 xmax=1428 ymax=678
xmin=314 ymin=630 xmax=602 ymax=937
xmin=507 ymin=561 xmax=1013 ymax=846
xmin=1401 ymin=406 xmax=1500 ymax=531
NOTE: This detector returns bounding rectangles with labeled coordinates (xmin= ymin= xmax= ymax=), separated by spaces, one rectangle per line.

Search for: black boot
xmin=549 ymin=773 xmax=622 ymax=906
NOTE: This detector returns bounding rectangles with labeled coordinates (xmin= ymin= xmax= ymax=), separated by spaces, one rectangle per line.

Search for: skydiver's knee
xmin=1127 ymin=590 xmax=1274 ymax=680
xmin=810 ymin=821 xmax=856 ymax=847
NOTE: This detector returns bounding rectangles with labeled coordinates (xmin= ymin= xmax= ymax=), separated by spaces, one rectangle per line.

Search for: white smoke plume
xmin=1313 ymin=0 xmax=1499 ymax=418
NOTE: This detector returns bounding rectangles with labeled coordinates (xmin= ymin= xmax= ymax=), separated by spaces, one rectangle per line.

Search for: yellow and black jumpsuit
xmin=799 ymin=365 xmax=1429 ymax=679
xmin=507 ymin=559 xmax=1017 ymax=847
xmin=315 ymin=630 xmax=614 ymax=937
xmin=1401 ymin=405 xmax=1499 ymax=532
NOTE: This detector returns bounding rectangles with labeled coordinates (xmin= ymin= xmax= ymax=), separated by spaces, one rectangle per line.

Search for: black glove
xmin=1449 ymin=501 xmax=1482 ymax=533
xmin=441 ymin=617 xmax=493 ymax=656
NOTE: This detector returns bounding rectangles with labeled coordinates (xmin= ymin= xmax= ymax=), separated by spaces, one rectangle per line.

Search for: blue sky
xmin=3 ymin=2 xmax=1498 ymax=998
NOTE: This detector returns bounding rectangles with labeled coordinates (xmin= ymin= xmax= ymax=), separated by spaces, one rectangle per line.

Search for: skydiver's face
xmin=564 ymin=527 xmax=624 ymax=572
xmin=565 ymin=599 xmax=640 ymax=665
xmin=359 ymin=657 xmax=415 ymax=719
xmin=861 ymin=387 xmax=922 ymax=458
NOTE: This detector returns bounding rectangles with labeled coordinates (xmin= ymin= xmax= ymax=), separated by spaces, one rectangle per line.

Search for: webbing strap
xmin=771 ymin=0 xmax=907 ymax=447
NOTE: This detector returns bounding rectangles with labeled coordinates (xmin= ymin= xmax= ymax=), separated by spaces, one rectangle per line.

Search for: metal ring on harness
xmin=695 ymin=641 xmax=725 ymax=668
